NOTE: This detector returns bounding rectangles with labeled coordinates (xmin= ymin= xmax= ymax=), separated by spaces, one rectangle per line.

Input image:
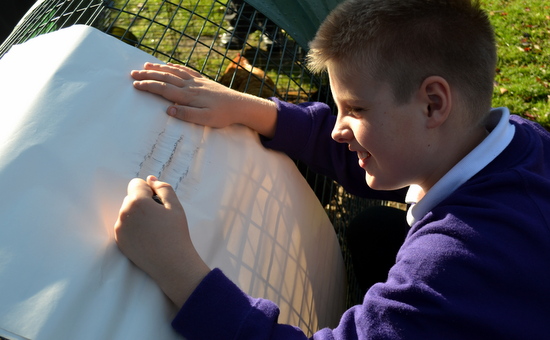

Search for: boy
xmin=115 ymin=0 xmax=550 ymax=338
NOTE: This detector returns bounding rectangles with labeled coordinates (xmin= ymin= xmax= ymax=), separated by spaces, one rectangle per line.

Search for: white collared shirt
xmin=405 ymin=108 xmax=516 ymax=226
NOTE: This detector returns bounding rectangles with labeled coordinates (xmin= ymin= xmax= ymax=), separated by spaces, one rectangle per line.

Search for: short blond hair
xmin=308 ymin=0 xmax=496 ymax=124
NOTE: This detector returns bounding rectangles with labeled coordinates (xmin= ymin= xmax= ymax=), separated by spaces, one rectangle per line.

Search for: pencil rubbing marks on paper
xmin=137 ymin=121 xmax=202 ymax=190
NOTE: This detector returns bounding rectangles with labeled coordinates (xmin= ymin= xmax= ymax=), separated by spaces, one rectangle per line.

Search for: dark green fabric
xmin=245 ymin=0 xmax=343 ymax=49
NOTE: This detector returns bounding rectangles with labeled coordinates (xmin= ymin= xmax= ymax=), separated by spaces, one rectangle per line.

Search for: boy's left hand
xmin=130 ymin=62 xmax=278 ymax=138
xmin=130 ymin=62 xmax=245 ymax=128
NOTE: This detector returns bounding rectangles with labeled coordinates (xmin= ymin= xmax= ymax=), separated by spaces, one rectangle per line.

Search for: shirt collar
xmin=405 ymin=107 xmax=516 ymax=226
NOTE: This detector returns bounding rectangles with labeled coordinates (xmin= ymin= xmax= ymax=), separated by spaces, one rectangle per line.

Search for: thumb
xmin=167 ymin=105 xmax=228 ymax=128
xmin=147 ymin=175 xmax=179 ymax=209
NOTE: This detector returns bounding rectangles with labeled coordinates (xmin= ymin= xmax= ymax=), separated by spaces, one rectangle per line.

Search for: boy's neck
xmin=420 ymin=113 xmax=490 ymax=195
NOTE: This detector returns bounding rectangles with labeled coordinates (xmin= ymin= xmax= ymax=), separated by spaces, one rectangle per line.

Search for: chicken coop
xmin=0 ymin=0 xmax=386 ymax=307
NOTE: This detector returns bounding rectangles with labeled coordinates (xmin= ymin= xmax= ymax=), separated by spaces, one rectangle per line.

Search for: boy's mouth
xmin=358 ymin=151 xmax=371 ymax=168
xmin=358 ymin=151 xmax=371 ymax=160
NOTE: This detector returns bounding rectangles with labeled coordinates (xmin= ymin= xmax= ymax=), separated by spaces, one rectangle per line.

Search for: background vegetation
xmin=482 ymin=0 xmax=550 ymax=129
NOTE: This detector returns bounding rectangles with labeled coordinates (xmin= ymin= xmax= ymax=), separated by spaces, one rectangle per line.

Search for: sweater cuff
xmin=171 ymin=269 xmax=246 ymax=338
xmin=171 ymin=268 xmax=280 ymax=339
xmin=259 ymin=98 xmax=318 ymax=159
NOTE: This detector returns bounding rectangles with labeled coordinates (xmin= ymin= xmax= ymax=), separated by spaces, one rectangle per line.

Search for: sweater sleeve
xmin=171 ymin=222 xmax=496 ymax=340
xmin=260 ymin=98 xmax=406 ymax=202
xmin=171 ymin=268 xmax=309 ymax=340
xmin=172 ymin=209 xmax=549 ymax=340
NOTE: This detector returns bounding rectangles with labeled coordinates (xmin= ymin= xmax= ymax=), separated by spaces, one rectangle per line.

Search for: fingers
xmin=166 ymin=104 xmax=232 ymax=129
xmin=115 ymin=176 xmax=180 ymax=236
xmin=167 ymin=105 xmax=207 ymax=125
xmin=131 ymin=69 xmax=186 ymax=87
xmin=132 ymin=62 xmax=202 ymax=82
xmin=132 ymin=80 xmax=191 ymax=104
xmin=130 ymin=62 xmax=241 ymax=129
xmin=125 ymin=176 xmax=179 ymax=208
xmin=131 ymin=63 xmax=206 ymax=105
xmin=127 ymin=177 xmax=153 ymax=199
xmin=117 ymin=178 xmax=154 ymax=226
xmin=147 ymin=175 xmax=179 ymax=209
xmin=166 ymin=63 xmax=203 ymax=78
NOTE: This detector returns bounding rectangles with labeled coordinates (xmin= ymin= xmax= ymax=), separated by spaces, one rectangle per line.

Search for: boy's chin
xmin=365 ymin=174 xmax=384 ymax=190
xmin=365 ymin=173 xmax=403 ymax=191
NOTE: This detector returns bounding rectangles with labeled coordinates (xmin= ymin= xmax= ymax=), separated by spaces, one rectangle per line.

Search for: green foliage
xmin=110 ymin=0 xmax=228 ymax=68
xmin=482 ymin=0 xmax=550 ymax=129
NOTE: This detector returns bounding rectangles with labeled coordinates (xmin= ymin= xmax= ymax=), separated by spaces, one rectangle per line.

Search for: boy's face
xmin=329 ymin=63 xmax=433 ymax=191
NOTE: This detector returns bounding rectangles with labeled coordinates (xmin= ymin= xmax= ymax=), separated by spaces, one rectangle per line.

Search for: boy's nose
xmin=331 ymin=115 xmax=353 ymax=143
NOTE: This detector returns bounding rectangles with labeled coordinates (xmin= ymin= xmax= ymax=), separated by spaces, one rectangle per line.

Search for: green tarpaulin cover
xmin=246 ymin=0 xmax=343 ymax=49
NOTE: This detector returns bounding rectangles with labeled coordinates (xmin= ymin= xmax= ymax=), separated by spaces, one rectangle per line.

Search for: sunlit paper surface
xmin=0 ymin=26 xmax=346 ymax=339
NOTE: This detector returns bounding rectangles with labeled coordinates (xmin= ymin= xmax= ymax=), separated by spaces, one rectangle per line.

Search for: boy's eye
xmin=347 ymin=107 xmax=364 ymax=116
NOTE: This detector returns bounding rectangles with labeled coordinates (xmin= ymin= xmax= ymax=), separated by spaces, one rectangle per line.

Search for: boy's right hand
xmin=131 ymin=62 xmax=278 ymax=138
xmin=114 ymin=175 xmax=210 ymax=309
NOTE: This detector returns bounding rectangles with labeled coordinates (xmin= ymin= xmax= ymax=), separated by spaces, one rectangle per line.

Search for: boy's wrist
xmin=236 ymin=94 xmax=278 ymax=138
xmin=156 ymin=256 xmax=211 ymax=309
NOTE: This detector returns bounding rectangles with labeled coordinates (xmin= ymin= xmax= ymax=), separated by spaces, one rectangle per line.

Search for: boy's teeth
xmin=358 ymin=152 xmax=371 ymax=159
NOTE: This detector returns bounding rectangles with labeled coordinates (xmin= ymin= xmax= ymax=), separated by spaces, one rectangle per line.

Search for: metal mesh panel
xmin=0 ymin=0 xmax=376 ymax=307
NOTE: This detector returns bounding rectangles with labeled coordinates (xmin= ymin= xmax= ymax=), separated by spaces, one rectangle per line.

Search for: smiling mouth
xmin=357 ymin=151 xmax=371 ymax=168
xmin=358 ymin=151 xmax=371 ymax=160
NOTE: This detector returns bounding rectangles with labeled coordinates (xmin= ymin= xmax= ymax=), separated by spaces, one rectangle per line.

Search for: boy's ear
xmin=419 ymin=76 xmax=452 ymax=129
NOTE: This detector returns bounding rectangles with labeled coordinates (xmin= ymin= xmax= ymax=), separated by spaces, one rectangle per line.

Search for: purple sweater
xmin=172 ymin=100 xmax=550 ymax=339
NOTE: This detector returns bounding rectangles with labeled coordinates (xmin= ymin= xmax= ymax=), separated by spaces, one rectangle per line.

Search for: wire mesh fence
xmin=0 ymin=0 xmax=383 ymax=307
xmin=1 ymin=0 xmax=326 ymax=103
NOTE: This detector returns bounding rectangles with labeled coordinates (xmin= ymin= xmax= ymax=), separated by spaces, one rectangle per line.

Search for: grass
xmin=482 ymin=0 xmax=550 ymax=129
xmin=109 ymin=0 xmax=228 ymax=67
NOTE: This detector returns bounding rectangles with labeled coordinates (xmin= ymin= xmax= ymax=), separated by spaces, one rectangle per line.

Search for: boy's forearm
xmin=234 ymin=94 xmax=278 ymax=139
xmin=155 ymin=253 xmax=211 ymax=310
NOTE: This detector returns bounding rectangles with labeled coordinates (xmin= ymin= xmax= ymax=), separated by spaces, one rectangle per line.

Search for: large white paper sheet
xmin=0 ymin=26 xmax=346 ymax=339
